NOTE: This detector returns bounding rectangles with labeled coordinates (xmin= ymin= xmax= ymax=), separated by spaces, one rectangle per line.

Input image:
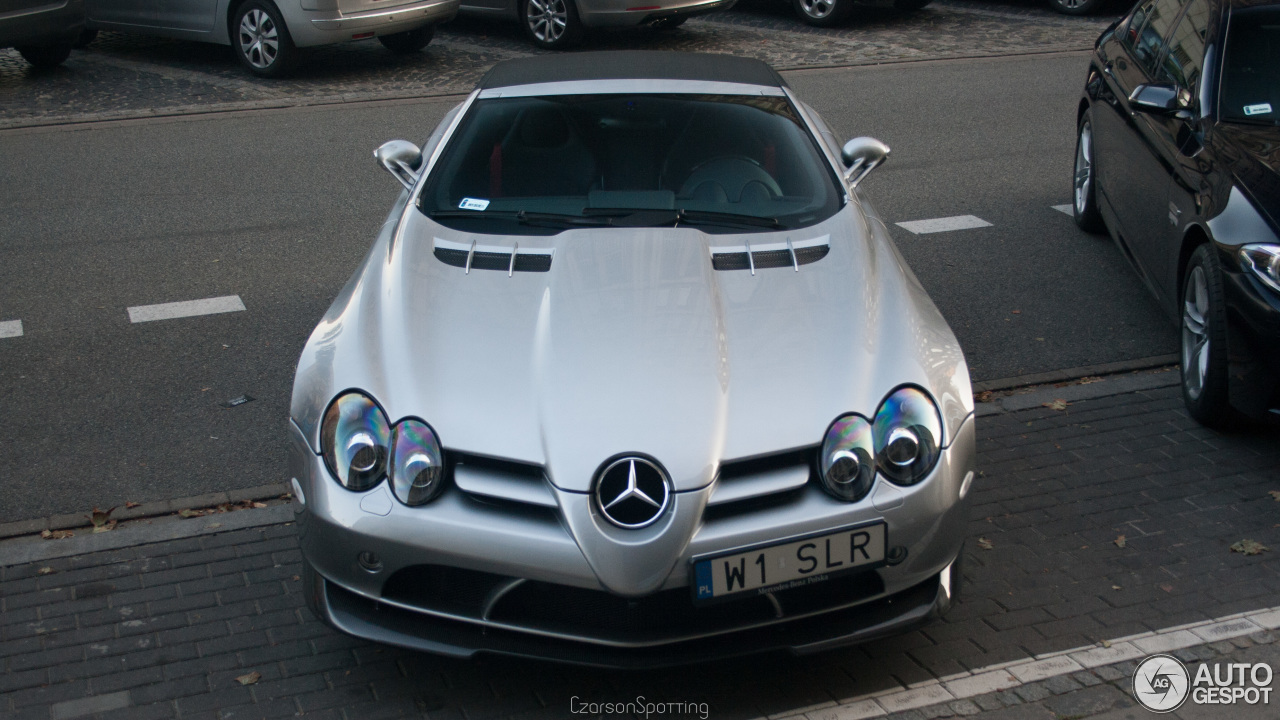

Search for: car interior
xmin=1220 ymin=9 xmax=1279 ymax=123
xmin=422 ymin=94 xmax=842 ymax=232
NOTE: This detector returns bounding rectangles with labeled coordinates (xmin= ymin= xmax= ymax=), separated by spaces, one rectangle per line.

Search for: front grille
xmin=707 ymin=446 xmax=816 ymax=509
xmin=376 ymin=563 xmax=886 ymax=645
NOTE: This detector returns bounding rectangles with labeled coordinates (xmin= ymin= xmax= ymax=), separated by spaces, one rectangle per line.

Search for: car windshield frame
xmin=1217 ymin=5 xmax=1280 ymax=126
xmin=417 ymin=91 xmax=846 ymax=236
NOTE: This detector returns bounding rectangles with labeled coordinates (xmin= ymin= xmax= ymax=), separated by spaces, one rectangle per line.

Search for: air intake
xmin=710 ymin=236 xmax=829 ymax=272
xmin=433 ymin=238 xmax=554 ymax=274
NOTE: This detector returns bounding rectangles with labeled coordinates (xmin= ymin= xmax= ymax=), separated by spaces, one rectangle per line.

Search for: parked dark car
xmin=1 ymin=0 xmax=85 ymax=67
xmin=1073 ymin=0 xmax=1280 ymax=426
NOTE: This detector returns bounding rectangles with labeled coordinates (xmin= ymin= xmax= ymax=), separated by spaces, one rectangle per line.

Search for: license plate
xmin=691 ymin=522 xmax=887 ymax=603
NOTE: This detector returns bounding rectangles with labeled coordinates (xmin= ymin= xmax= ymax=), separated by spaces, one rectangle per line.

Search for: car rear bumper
xmin=0 ymin=0 xmax=84 ymax=48
xmin=292 ymin=0 xmax=457 ymax=46
xmin=578 ymin=0 xmax=735 ymax=27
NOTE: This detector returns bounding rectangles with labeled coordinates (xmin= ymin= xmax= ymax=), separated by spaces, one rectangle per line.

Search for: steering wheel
xmin=678 ymin=156 xmax=782 ymax=203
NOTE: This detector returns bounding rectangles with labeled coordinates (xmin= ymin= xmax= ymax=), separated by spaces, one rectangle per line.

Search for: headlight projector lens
xmin=873 ymin=387 xmax=943 ymax=486
xmin=819 ymin=414 xmax=877 ymax=501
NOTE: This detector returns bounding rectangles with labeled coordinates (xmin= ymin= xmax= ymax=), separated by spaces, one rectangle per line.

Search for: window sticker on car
xmin=1244 ymin=103 xmax=1272 ymax=116
xmin=458 ymin=197 xmax=490 ymax=211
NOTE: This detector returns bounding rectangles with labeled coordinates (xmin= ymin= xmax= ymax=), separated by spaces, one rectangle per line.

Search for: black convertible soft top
xmin=478 ymin=51 xmax=789 ymax=90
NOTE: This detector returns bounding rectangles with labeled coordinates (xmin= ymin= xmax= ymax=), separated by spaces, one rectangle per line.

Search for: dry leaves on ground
xmin=37 ymin=567 xmax=55 ymax=575
xmin=87 ymin=507 xmax=116 ymax=533
xmin=974 ymin=391 xmax=994 ymax=403
xmin=1269 ymin=490 xmax=1280 ymax=502
xmin=40 ymin=529 xmax=73 ymax=540
xmin=177 ymin=499 xmax=269 ymax=519
xmin=1114 ymin=535 xmax=1126 ymax=548
xmin=1230 ymin=539 xmax=1269 ymax=556
xmin=125 ymin=501 xmax=141 ymax=509
xmin=235 ymin=672 xmax=262 ymax=686
xmin=1043 ymin=399 xmax=1070 ymax=411
xmin=976 ymin=537 xmax=994 ymax=550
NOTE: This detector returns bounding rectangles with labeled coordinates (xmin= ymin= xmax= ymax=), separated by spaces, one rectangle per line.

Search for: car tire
xmin=793 ymin=0 xmax=854 ymax=26
xmin=232 ymin=0 xmax=296 ymax=78
xmin=73 ymin=29 xmax=98 ymax=48
xmin=379 ymin=25 xmax=435 ymax=53
xmin=651 ymin=15 xmax=687 ymax=30
xmin=15 ymin=43 xmax=73 ymax=68
xmin=1180 ymin=244 xmax=1238 ymax=427
xmin=522 ymin=0 xmax=583 ymax=49
xmin=1073 ymin=110 xmax=1106 ymax=234
xmin=1048 ymin=0 xmax=1106 ymax=15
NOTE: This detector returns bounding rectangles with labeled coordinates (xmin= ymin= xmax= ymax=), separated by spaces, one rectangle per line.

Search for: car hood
xmin=1215 ymin=123 xmax=1280 ymax=234
xmin=291 ymin=199 xmax=972 ymax=493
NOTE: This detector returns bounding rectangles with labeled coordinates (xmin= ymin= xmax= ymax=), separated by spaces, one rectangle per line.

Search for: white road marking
xmin=127 ymin=295 xmax=245 ymax=324
xmin=895 ymin=215 xmax=992 ymax=234
xmin=0 ymin=320 xmax=23 ymax=338
xmin=761 ymin=603 xmax=1280 ymax=720
xmin=1052 ymin=204 xmax=1074 ymax=215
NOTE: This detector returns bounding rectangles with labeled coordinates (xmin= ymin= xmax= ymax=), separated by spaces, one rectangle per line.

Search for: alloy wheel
xmin=1074 ymin=121 xmax=1093 ymax=216
xmin=1182 ymin=265 xmax=1210 ymax=400
xmin=527 ymin=0 xmax=568 ymax=43
xmin=800 ymin=0 xmax=834 ymax=18
xmin=239 ymin=9 xmax=279 ymax=69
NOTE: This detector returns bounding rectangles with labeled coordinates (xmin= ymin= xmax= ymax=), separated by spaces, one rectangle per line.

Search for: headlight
xmin=872 ymin=386 xmax=943 ymax=486
xmin=1240 ymin=244 xmax=1280 ymax=294
xmin=819 ymin=414 xmax=876 ymax=502
xmin=389 ymin=419 xmax=445 ymax=506
xmin=320 ymin=391 xmax=390 ymax=491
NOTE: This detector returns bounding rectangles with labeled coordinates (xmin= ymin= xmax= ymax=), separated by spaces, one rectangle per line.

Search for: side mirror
xmin=841 ymin=137 xmax=890 ymax=188
xmin=375 ymin=140 xmax=423 ymax=191
xmin=1129 ymin=84 xmax=1179 ymax=114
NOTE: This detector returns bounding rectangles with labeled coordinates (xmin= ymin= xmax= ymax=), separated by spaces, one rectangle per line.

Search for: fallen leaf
xmin=1043 ymin=399 xmax=1069 ymax=411
xmin=1268 ymin=490 xmax=1280 ymax=502
xmin=178 ymin=509 xmax=205 ymax=519
xmin=1079 ymin=376 xmax=1102 ymax=385
xmin=125 ymin=501 xmax=141 ymax=509
xmin=1010 ymin=310 xmax=1021 ymax=314
xmin=977 ymin=537 xmax=994 ymax=550
xmin=235 ymin=671 xmax=262 ymax=686
xmin=1112 ymin=585 xmax=1122 ymax=590
xmin=37 ymin=567 xmax=55 ymax=575
xmin=1160 ymin=584 xmax=1173 ymax=592
xmin=974 ymin=390 xmax=994 ymax=403
xmin=1114 ymin=535 xmax=1126 ymax=548
xmin=279 ymin=493 xmax=293 ymax=501
xmin=1101 ymin=640 xmax=1112 ymax=648
xmin=207 ymin=523 xmax=222 ymax=529
xmin=41 ymin=529 xmax=73 ymax=540
xmin=1230 ymin=539 xmax=1269 ymax=556
xmin=87 ymin=507 xmax=117 ymax=533
xmin=292 ymin=575 xmax=301 ymax=582
xmin=251 ymin=501 xmax=267 ymax=509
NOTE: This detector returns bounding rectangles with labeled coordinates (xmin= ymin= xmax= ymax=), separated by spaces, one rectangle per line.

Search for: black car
xmin=1073 ymin=0 xmax=1280 ymax=426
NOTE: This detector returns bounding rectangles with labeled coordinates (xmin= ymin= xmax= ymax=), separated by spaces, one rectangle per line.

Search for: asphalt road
xmin=0 ymin=51 xmax=1177 ymax=522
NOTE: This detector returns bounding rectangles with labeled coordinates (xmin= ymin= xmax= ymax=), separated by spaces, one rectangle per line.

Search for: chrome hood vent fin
xmin=710 ymin=235 xmax=829 ymax=272
xmin=434 ymin=238 xmax=554 ymax=273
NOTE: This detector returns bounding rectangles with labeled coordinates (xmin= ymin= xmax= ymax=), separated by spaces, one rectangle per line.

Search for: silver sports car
xmin=289 ymin=51 xmax=977 ymax=666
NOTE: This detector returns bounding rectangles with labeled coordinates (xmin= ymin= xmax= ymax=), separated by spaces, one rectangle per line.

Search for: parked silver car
xmin=1 ymin=0 xmax=85 ymax=67
xmin=82 ymin=0 xmax=457 ymax=76
xmin=288 ymin=51 xmax=976 ymax=666
xmin=457 ymin=0 xmax=733 ymax=48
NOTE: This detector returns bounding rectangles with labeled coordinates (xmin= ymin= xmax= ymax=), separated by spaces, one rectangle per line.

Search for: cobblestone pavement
xmin=2 ymin=382 xmax=1278 ymax=719
xmin=0 ymin=0 xmax=1118 ymax=128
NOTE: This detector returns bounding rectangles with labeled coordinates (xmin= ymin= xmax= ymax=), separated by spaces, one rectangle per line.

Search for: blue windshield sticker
xmin=459 ymin=197 xmax=490 ymax=211
xmin=1244 ymin=103 xmax=1272 ymax=116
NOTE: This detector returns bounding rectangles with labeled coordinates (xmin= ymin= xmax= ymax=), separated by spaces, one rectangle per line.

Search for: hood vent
xmin=710 ymin=236 xmax=829 ymax=273
xmin=434 ymin=238 xmax=554 ymax=274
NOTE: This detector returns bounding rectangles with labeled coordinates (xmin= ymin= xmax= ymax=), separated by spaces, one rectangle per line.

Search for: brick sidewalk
xmin=2 ymin=383 xmax=1278 ymax=719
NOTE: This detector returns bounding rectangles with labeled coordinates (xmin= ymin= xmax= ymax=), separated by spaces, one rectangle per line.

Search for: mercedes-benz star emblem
xmin=594 ymin=457 xmax=671 ymax=529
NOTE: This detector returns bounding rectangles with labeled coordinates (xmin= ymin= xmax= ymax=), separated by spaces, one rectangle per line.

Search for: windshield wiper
xmin=582 ymin=207 xmax=784 ymax=230
xmin=428 ymin=210 xmax=614 ymax=228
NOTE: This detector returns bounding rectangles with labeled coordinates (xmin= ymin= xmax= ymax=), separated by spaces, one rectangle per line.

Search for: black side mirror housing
xmin=1129 ymin=83 xmax=1180 ymax=115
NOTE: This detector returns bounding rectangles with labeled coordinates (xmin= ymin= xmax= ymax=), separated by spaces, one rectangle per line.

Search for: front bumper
xmin=1223 ymin=257 xmax=1280 ymax=419
xmin=290 ymin=0 xmax=457 ymax=46
xmin=577 ymin=0 xmax=735 ymax=27
xmin=289 ymin=413 xmax=975 ymax=664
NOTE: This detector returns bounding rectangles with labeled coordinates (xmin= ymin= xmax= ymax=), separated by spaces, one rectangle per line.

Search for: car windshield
xmin=1220 ymin=6 xmax=1280 ymax=125
xmin=418 ymin=93 xmax=844 ymax=235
